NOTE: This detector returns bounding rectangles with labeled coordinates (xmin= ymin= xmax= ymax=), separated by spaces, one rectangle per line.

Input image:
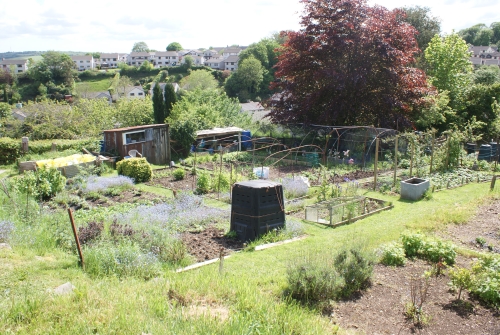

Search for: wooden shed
xmin=103 ymin=124 xmax=170 ymax=165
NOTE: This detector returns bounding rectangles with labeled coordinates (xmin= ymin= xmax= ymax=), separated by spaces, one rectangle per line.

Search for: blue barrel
xmin=99 ymin=139 xmax=105 ymax=153
xmin=478 ymin=144 xmax=492 ymax=161
xmin=466 ymin=143 xmax=476 ymax=155
xmin=490 ymin=142 xmax=499 ymax=161
xmin=241 ymin=130 xmax=252 ymax=149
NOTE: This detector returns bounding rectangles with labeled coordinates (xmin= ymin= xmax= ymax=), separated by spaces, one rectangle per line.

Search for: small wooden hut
xmin=103 ymin=124 xmax=170 ymax=165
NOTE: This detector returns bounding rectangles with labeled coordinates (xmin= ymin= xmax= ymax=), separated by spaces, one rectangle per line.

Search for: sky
xmin=0 ymin=0 xmax=498 ymax=53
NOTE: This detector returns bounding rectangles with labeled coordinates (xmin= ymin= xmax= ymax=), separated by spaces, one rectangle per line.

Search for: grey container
xmin=230 ymin=180 xmax=285 ymax=242
xmin=400 ymin=177 xmax=430 ymax=201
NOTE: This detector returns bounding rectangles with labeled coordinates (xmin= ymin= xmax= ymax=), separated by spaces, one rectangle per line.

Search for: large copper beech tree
xmin=269 ymin=0 xmax=432 ymax=128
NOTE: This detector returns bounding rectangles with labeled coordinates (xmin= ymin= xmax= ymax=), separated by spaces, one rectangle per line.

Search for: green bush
xmin=471 ymin=256 xmax=500 ymax=308
xmin=449 ymin=267 xmax=474 ymax=300
xmin=172 ymin=168 xmax=185 ymax=181
xmin=196 ymin=171 xmax=211 ymax=194
xmin=14 ymin=167 xmax=66 ymax=200
xmin=421 ymin=239 xmax=456 ymax=265
xmin=286 ymin=245 xmax=374 ymax=304
xmin=211 ymin=172 xmax=230 ymax=191
xmin=401 ymin=232 xmax=425 ymax=259
xmin=379 ymin=242 xmax=406 ymax=266
xmin=0 ymin=137 xmax=21 ymax=164
xmin=286 ymin=254 xmax=342 ymax=303
xmin=116 ymin=158 xmax=152 ymax=183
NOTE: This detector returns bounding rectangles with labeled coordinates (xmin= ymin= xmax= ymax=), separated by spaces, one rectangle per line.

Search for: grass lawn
xmin=0 ymin=181 xmax=498 ymax=334
xmin=75 ymin=77 xmax=111 ymax=92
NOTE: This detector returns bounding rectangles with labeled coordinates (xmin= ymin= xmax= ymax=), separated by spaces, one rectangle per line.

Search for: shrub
xmin=211 ymin=172 xmax=230 ymax=192
xmin=421 ymin=239 xmax=456 ymax=265
xmin=14 ymin=167 xmax=66 ymax=200
xmin=379 ymin=242 xmax=406 ymax=266
xmin=173 ymin=168 xmax=186 ymax=181
xmin=449 ymin=267 xmax=474 ymax=300
xmin=84 ymin=242 xmax=161 ymax=279
xmin=286 ymin=254 xmax=343 ymax=303
xmin=0 ymin=137 xmax=21 ymax=164
xmin=78 ymin=221 xmax=103 ymax=246
xmin=116 ymin=158 xmax=152 ymax=183
xmin=401 ymin=232 xmax=425 ymax=259
xmin=196 ymin=171 xmax=211 ymax=194
xmin=334 ymin=247 xmax=374 ymax=297
xmin=470 ymin=256 xmax=500 ymax=307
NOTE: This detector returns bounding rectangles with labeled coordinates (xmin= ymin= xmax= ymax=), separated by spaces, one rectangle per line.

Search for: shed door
xmin=145 ymin=129 xmax=153 ymax=141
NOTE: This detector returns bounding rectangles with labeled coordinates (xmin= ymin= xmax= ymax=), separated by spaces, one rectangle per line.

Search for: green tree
xmin=132 ymin=41 xmax=150 ymax=52
xmin=425 ymin=32 xmax=473 ymax=110
xmin=183 ymin=55 xmax=194 ymax=69
xmin=117 ymin=75 xmax=133 ymax=97
xmin=28 ymin=51 xmax=76 ymax=86
xmin=139 ymin=60 xmax=153 ymax=72
xmin=491 ymin=22 xmax=500 ymax=45
xmin=163 ymin=83 xmax=177 ymax=120
xmin=166 ymin=42 xmax=183 ymax=51
xmin=473 ymin=66 xmax=500 ymax=85
xmin=115 ymin=96 xmax=154 ymax=127
xmin=401 ymin=6 xmax=441 ymax=51
xmin=0 ymin=102 xmax=10 ymax=118
xmin=236 ymin=56 xmax=264 ymax=95
xmin=179 ymin=70 xmax=218 ymax=91
xmin=415 ymin=91 xmax=455 ymax=131
xmin=152 ymin=83 xmax=165 ymax=124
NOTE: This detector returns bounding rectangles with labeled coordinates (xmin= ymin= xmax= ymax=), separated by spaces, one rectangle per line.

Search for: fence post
xmin=252 ymin=141 xmax=255 ymax=170
xmin=393 ymin=136 xmax=398 ymax=187
xmin=430 ymin=132 xmax=435 ymax=174
xmin=409 ymin=138 xmax=414 ymax=177
xmin=490 ymin=176 xmax=497 ymax=191
xmin=445 ymin=136 xmax=450 ymax=169
xmin=373 ymin=138 xmax=379 ymax=191
xmin=68 ymin=208 xmax=84 ymax=269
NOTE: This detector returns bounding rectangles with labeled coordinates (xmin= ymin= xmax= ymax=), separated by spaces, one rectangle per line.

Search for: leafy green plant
xmin=172 ymin=168 xmax=186 ymax=181
xmin=475 ymin=236 xmax=486 ymax=247
xmin=449 ymin=267 xmax=474 ymax=300
xmin=379 ymin=242 xmax=406 ymax=266
xmin=196 ymin=171 xmax=211 ymax=194
xmin=116 ymin=158 xmax=152 ymax=183
xmin=401 ymin=232 xmax=425 ymax=259
xmin=421 ymin=239 xmax=456 ymax=265
xmin=334 ymin=246 xmax=374 ymax=297
xmin=470 ymin=256 xmax=500 ymax=308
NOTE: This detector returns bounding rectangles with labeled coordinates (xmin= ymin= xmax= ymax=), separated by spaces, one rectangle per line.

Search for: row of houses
xmin=70 ymin=47 xmax=244 ymax=72
xmin=468 ymin=45 xmax=500 ymax=66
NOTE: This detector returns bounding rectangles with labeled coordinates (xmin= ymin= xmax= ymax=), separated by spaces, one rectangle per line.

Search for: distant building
xmin=468 ymin=45 xmax=500 ymax=66
xmin=71 ymin=55 xmax=94 ymax=71
xmin=0 ymin=58 xmax=29 ymax=73
xmin=98 ymin=53 xmax=128 ymax=68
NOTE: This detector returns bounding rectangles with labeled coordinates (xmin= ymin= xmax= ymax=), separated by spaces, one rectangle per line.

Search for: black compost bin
xmin=230 ymin=180 xmax=285 ymax=242
xmin=466 ymin=143 xmax=476 ymax=155
xmin=478 ymin=144 xmax=492 ymax=161
xmin=490 ymin=142 xmax=499 ymax=162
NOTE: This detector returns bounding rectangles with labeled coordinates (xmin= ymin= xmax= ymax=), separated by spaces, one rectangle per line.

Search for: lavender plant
xmin=83 ymin=175 xmax=135 ymax=193
xmin=281 ymin=177 xmax=309 ymax=198
xmin=0 ymin=220 xmax=14 ymax=243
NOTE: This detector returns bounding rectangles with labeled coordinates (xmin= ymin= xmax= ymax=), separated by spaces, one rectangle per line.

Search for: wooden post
xmin=252 ymin=141 xmax=255 ymax=170
xmin=21 ymin=137 xmax=29 ymax=153
xmin=218 ymin=151 xmax=223 ymax=200
xmin=51 ymin=143 xmax=57 ymax=152
xmin=445 ymin=136 xmax=450 ymax=169
xmin=430 ymin=132 xmax=435 ymax=174
xmin=373 ymin=138 xmax=379 ymax=191
xmin=490 ymin=176 xmax=496 ymax=191
xmin=219 ymin=248 xmax=224 ymax=274
xmin=393 ymin=136 xmax=398 ymax=187
xmin=409 ymin=139 xmax=414 ymax=177
xmin=68 ymin=208 xmax=84 ymax=269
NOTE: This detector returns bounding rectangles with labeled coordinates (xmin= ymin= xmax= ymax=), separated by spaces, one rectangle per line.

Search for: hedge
xmin=0 ymin=137 xmax=101 ymax=164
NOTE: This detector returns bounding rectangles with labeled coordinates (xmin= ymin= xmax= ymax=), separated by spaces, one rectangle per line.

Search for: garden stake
xmin=446 ymin=136 xmax=450 ymax=169
xmin=393 ymin=136 xmax=398 ymax=187
xmin=373 ymin=138 xmax=379 ymax=191
xmin=490 ymin=176 xmax=496 ymax=191
xmin=218 ymin=151 xmax=223 ymax=200
xmin=68 ymin=208 xmax=84 ymax=269
xmin=219 ymin=248 xmax=224 ymax=274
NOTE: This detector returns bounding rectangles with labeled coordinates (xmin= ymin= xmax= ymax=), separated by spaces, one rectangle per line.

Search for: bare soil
xmin=181 ymin=226 xmax=244 ymax=262
xmin=147 ymin=174 xmax=197 ymax=193
xmin=333 ymin=199 xmax=500 ymax=335
xmin=83 ymin=189 xmax=163 ymax=208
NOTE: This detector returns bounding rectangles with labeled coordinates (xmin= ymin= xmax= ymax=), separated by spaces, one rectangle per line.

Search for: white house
xmin=203 ymin=49 xmax=219 ymax=60
xmin=98 ymin=53 xmax=127 ymax=68
xmin=205 ymin=57 xmax=224 ymax=70
xmin=125 ymin=86 xmax=145 ymax=99
xmin=71 ymin=55 xmax=94 ymax=71
xmin=0 ymin=58 xmax=29 ymax=73
xmin=153 ymin=51 xmax=180 ymax=68
xmin=127 ymin=52 xmax=155 ymax=66
xmin=468 ymin=45 xmax=500 ymax=66
xmin=224 ymin=55 xmax=239 ymax=71
xmin=222 ymin=48 xmax=242 ymax=58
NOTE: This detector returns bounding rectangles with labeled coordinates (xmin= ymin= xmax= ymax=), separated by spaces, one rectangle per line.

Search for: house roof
xmin=100 ymin=53 xmax=126 ymax=58
xmin=125 ymin=86 xmax=145 ymax=94
xmin=103 ymin=124 xmax=168 ymax=133
xmin=0 ymin=59 xmax=28 ymax=65
xmin=196 ymin=127 xmax=243 ymax=138
xmin=469 ymin=45 xmax=498 ymax=55
xmin=223 ymin=48 xmax=242 ymax=54
xmin=484 ymin=59 xmax=500 ymax=66
xmin=240 ymin=101 xmax=265 ymax=112
xmin=88 ymin=91 xmax=111 ymax=99
xmin=71 ymin=55 xmax=93 ymax=61
xmin=224 ymin=55 xmax=239 ymax=63
xmin=129 ymin=52 xmax=154 ymax=57
xmin=155 ymin=51 xmax=179 ymax=57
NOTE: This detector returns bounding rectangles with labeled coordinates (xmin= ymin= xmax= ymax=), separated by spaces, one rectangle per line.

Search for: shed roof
xmin=196 ymin=126 xmax=243 ymax=138
xmin=103 ymin=124 xmax=168 ymax=133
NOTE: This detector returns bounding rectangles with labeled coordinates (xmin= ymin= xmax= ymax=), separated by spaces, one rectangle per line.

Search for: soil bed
xmin=181 ymin=226 xmax=244 ymax=262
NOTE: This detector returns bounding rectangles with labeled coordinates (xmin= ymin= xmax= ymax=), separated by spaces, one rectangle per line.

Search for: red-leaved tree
xmin=269 ymin=0 xmax=432 ymax=128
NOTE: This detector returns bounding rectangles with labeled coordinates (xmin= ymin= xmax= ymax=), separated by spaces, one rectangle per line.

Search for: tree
xmin=425 ymin=32 xmax=473 ymax=110
xmin=473 ymin=66 xmax=500 ymax=85
xmin=0 ymin=102 xmax=10 ymax=118
xmin=132 ymin=41 xmax=150 ymax=52
xmin=166 ymin=42 xmax=183 ymax=51
xmin=163 ymin=83 xmax=177 ymax=120
xmin=152 ymin=83 xmax=165 ymax=124
xmin=183 ymin=55 xmax=194 ymax=69
xmin=117 ymin=76 xmax=133 ymax=97
xmin=139 ymin=60 xmax=153 ymax=72
xmin=179 ymin=70 xmax=218 ymax=91
xmin=270 ymin=0 xmax=430 ymax=128
xmin=28 ymin=51 xmax=76 ymax=86
xmin=115 ymin=96 xmax=154 ymax=127
xmin=491 ymin=22 xmax=500 ymax=45
xmin=400 ymin=6 xmax=441 ymax=51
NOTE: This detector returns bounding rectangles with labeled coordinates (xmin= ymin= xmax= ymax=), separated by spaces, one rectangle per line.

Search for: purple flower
xmin=344 ymin=177 xmax=350 ymax=182
xmin=84 ymin=176 xmax=135 ymax=193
